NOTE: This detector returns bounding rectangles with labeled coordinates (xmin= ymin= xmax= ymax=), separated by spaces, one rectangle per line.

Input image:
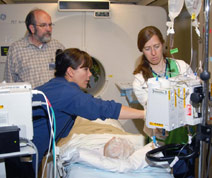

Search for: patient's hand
xmin=104 ymin=137 xmax=135 ymax=159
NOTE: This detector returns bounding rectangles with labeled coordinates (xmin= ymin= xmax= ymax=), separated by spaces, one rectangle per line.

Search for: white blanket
xmin=56 ymin=118 xmax=170 ymax=177
xmin=58 ymin=133 xmax=169 ymax=173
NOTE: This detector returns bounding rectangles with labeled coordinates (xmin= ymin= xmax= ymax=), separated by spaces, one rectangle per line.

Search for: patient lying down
xmin=57 ymin=117 xmax=170 ymax=174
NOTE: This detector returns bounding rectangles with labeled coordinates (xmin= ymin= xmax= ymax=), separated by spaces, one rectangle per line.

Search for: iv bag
xmin=185 ymin=0 xmax=201 ymax=18
xmin=168 ymin=0 xmax=184 ymax=21
xmin=185 ymin=0 xmax=202 ymax=37
xmin=167 ymin=0 xmax=184 ymax=35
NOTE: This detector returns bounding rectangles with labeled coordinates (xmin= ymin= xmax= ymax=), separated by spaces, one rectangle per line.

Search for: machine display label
xmin=152 ymin=89 xmax=167 ymax=94
xmin=1 ymin=46 xmax=9 ymax=56
xmin=149 ymin=122 xmax=163 ymax=127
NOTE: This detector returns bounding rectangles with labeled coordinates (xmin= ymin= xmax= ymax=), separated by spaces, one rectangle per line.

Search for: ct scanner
xmin=0 ymin=3 xmax=166 ymax=134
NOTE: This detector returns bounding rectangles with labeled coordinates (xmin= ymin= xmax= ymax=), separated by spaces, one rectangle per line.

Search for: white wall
xmin=0 ymin=3 xmax=167 ymax=135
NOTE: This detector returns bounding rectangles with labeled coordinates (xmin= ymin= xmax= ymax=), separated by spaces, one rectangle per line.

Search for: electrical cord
xmin=146 ymin=141 xmax=199 ymax=162
xmin=50 ymin=106 xmax=57 ymax=178
xmin=32 ymin=90 xmax=57 ymax=178
xmin=146 ymin=133 xmax=199 ymax=178
xmin=19 ymin=137 xmax=38 ymax=178
xmin=41 ymin=102 xmax=57 ymax=178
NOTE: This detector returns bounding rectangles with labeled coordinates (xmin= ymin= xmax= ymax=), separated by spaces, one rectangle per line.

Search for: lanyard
xmin=151 ymin=59 xmax=169 ymax=77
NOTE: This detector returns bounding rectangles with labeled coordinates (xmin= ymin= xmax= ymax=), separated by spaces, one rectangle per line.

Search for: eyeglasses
xmin=34 ymin=23 xmax=54 ymax=28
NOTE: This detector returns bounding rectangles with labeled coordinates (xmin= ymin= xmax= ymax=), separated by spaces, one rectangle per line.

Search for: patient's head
xmin=104 ymin=137 xmax=135 ymax=159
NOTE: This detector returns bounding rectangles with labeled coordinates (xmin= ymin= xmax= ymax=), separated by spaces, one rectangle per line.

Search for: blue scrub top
xmin=32 ymin=77 xmax=122 ymax=166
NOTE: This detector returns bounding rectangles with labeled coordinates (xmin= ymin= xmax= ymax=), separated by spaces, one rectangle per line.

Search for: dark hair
xmin=55 ymin=48 xmax=93 ymax=77
xmin=25 ymin=9 xmax=45 ymax=34
xmin=133 ymin=26 xmax=166 ymax=81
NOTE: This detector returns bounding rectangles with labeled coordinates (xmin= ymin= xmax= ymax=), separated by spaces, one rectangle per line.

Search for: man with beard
xmin=3 ymin=9 xmax=64 ymax=178
xmin=4 ymin=9 xmax=65 ymax=89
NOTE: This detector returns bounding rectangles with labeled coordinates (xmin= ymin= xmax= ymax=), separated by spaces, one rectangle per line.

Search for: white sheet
xmin=57 ymin=133 xmax=170 ymax=175
xmin=55 ymin=118 xmax=171 ymax=177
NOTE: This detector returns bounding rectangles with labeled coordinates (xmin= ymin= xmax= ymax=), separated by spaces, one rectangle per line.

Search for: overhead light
xmin=58 ymin=0 xmax=110 ymax=12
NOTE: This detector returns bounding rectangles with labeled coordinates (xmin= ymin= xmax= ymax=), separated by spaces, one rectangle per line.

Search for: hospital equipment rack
xmin=0 ymin=139 xmax=37 ymax=178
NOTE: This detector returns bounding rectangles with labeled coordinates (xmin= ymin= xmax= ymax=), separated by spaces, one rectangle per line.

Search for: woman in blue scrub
xmin=32 ymin=48 xmax=145 ymax=170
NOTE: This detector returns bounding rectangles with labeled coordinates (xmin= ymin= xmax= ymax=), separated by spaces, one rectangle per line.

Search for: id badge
xmin=49 ymin=62 xmax=55 ymax=70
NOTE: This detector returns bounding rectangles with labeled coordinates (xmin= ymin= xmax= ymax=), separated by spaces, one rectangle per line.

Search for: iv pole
xmin=198 ymin=0 xmax=211 ymax=177
xmin=146 ymin=1 xmax=211 ymax=177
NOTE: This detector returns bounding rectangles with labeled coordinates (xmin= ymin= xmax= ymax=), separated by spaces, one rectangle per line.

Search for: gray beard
xmin=34 ymin=32 xmax=52 ymax=43
xmin=40 ymin=35 xmax=51 ymax=43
